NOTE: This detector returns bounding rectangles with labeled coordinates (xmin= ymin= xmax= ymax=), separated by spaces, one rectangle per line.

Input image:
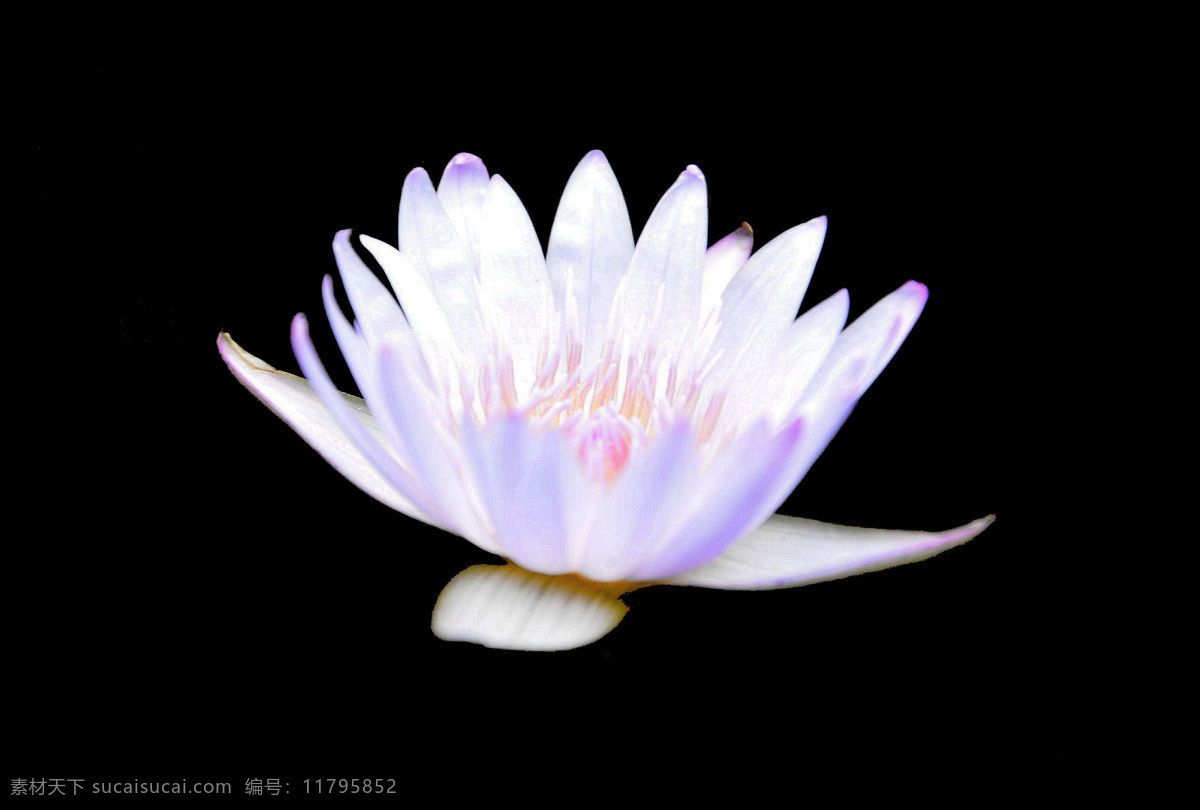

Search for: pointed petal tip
xmin=901 ymin=279 xmax=929 ymax=300
xmin=404 ymin=166 xmax=431 ymax=184
xmin=740 ymin=221 xmax=753 ymax=235
xmin=451 ymin=152 xmax=484 ymax=166
xmin=583 ymin=148 xmax=609 ymax=163
xmin=684 ymin=164 xmax=705 ymax=181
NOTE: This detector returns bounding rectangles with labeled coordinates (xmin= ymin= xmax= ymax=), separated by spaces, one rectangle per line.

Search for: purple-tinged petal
xmin=545 ymin=150 xmax=636 ymax=368
xmin=703 ymin=217 xmax=827 ymax=397
xmin=287 ymin=314 xmax=448 ymax=528
xmin=719 ymin=287 xmax=850 ymax=432
xmin=669 ymin=515 xmax=994 ymax=589
xmin=397 ymin=167 xmax=486 ymax=360
xmin=217 ymin=331 xmax=438 ymax=528
xmin=477 ymin=174 xmax=552 ymax=397
xmin=458 ymin=415 xmax=580 ymax=574
xmin=358 ymin=234 xmax=464 ymax=401
xmin=578 ymin=419 xmax=698 ymax=582
xmin=700 ymin=222 xmax=754 ymax=323
xmin=432 ymin=564 xmax=629 ymax=651
xmin=616 ymin=165 xmax=708 ymax=354
xmin=374 ymin=341 xmax=494 ymax=549
xmin=630 ymin=418 xmax=804 ymax=581
xmin=807 ymin=279 xmax=928 ymax=397
xmin=436 ymin=152 xmax=489 ymax=265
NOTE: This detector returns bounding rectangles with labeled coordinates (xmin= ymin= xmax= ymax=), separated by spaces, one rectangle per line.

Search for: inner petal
xmin=571 ymin=406 xmax=635 ymax=483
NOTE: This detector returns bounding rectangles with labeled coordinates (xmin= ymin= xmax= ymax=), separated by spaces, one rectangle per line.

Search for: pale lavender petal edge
xmin=668 ymin=514 xmax=994 ymax=590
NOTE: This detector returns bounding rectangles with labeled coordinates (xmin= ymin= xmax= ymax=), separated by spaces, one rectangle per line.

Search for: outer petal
xmin=740 ymin=279 xmax=932 ymax=533
xmin=287 ymin=315 xmax=446 ymax=526
xmin=616 ymin=166 xmax=708 ymax=353
xmin=700 ymin=222 xmax=754 ymax=324
xmin=477 ymin=174 xmax=553 ymax=397
xmin=432 ymin=564 xmax=629 ymax=651
xmin=359 ymin=234 xmax=464 ymax=401
xmin=436 ymin=152 xmax=490 ymax=265
xmin=669 ymin=515 xmax=994 ymax=589
xmin=374 ymin=342 xmax=494 ymax=549
xmin=458 ymin=414 xmax=579 ymax=574
xmin=628 ymin=418 xmax=803 ymax=581
xmin=804 ymin=280 xmax=929 ymax=398
xmin=545 ymin=150 xmax=636 ymax=368
xmin=397 ymin=167 xmax=486 ymax=362
xmin=577 ymin=419 xmax=698 ymax=582
xmin=703 ymin=217 xmax=827 ymax=395
xmin=719 ymin=287 xmax=849 ymax=432
xmin=216 ymin=331 xmax=438 ymax=528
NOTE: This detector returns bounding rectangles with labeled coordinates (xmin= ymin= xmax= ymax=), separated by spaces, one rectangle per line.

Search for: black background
xmin=16 ymin=25 xmax=1075 ymax=796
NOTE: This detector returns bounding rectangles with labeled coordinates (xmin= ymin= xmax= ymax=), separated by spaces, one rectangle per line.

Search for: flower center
xmin=571 ymin=406 xmax=635 ymax=483
xmin=470 ymin=331 xmax=726 ymax=484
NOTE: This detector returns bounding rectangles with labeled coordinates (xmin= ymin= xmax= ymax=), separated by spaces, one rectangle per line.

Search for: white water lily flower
xmin=218 ymin=150 xmax=992 ymax=651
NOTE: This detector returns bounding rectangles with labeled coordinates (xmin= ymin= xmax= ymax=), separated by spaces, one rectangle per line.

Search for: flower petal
xmin=700 ymin=222 xmax=754 ymax=325
xmin=629 ymin=418 xmax=803 ymax=581
xmin=545 ymin=150 xmax=636 ymax=368
xmin=374 ymin=341 xmax=495 ymax=549
xmin=578 ymin=419 xmax=698 ymax=582
xmin=703 ymin=216 xmax=827 ymax=393
xmin=432 ymin=564 xmax=629 ymax=651
xmin=288 ymin=313 xmax=449 ymax=527
xmin=396 ymin=167 xmax=486 ymax=361
xmin=718 ymin=287 xmax=849 ymax=432
xmin=458 ymin=414 xmax=581 ymax=574
xmin=738 ymin=280 xmax=932 ymax=531
xmin=358 ymin=233 xmax=463 ymax=400
xmin=217 ymin=331 xmax=438 ymax=528
xmin=436 ymin=152 xmax=490 ymax=265
xmin=669 ymin=515 xmax=994 ymax=589
xmin=809 ymin=279 xmax=929 ymax=396
xmin=477 ymin=174 xmax=553 ymax=396
xmin=617 ymin=166 xmax=708 ymax=353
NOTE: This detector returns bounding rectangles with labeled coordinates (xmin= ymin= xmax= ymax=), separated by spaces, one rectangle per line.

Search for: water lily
xmin=218 ymin=150 xmax=991 ymax=651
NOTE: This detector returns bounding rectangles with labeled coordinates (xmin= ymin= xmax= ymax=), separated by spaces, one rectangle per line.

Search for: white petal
xmin=670 ymin=515 xmax=994 ymax=589
xmin=330 ymin=230 xmax=411 ymax=350
xmin=432 ymin=564 xmax=629 ymax=651
xmin=436 ymin=152 xmax=490 ymax=265
xmin=735 ymin=280 xmax=931 ymax=530
xmin=458 ymin=415 xmax=579 ymax=574
xmin=809 ymin=280 xmax=928 ymax=396
xmin=286 ymin=315 xmax=446 ymax=525
xmin=700 ymin=222 xmax=754 ymax=325
xmin=630 ymin=419 xmax=804 ymax=581
xmin=617 ymin=166 xmax=708 ymax=353
xmin=705 ymin=217 xmax=827 ymax=392
xmin=359 ymin=234 xmax=463 ymax=399
xmin=477 ymin=174 xmax=552 ymax=396
xmin=719 ymin=288 xmax=849 ymax=431
xmin=217 ymin=331 xmax=438 ymax=528
xmin=397 ymin=167 xmax=486 ymax=360
xmin=577 ymin=419 xmax=698 ymax=582
xmin=374 ymin=341 xmax=495 ymax=549
xmin=545 ymin=150 xmax=636 ymax=368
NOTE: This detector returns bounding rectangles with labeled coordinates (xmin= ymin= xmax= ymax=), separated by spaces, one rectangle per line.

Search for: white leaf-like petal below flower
xmin=669 ymin=514 xmax=995 ymax=590
xmin=432 ymin=564 xmax=630 ymax=651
